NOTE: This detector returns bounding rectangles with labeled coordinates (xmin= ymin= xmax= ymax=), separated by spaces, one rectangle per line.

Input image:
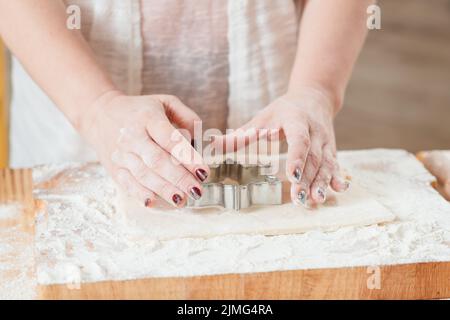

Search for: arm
xmin=221 ymin=0 xmax=371 ymax=206
xmin=289 ymin=0 xmax=373 ymax=113
xmin=0 ymin=0 xmax=209 ymax=208
xmin=283 ymin=0 xmax=373 ymax=205
xmin=0 ymin=0 xmax=115 ymax=131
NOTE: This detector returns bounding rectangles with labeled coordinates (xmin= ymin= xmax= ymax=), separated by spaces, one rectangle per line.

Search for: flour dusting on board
xmin=33 ymin=150 xmax=450 ymax=285
xmin=0 ymin=204 xmax=36 ymax=299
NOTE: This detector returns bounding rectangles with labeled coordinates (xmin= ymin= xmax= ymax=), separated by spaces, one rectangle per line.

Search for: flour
xmin=0 ymin=203 xmax=36 ymax=299
xmin=33 ymin=149 xmax=450 ymax=285
xmin=0 ymin=203 xmax=22 ymax=220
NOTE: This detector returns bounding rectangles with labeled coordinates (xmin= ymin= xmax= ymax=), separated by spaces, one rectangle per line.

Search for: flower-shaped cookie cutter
xmin=187 ymin=160 xmax=283 ymax=211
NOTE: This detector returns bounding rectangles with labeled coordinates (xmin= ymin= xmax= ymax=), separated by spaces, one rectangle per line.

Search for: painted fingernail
xmin=344 ymin=180 xmax=351 ymax=190
xmin=172 ymin=194 xmax=183 ymax=206
xmin=317 ymin=187 xmax=326 ymax=202
xmin=339 ymin=180 xmax=351 ymax=192
xmin=145 ymin=198 xmax=152 ymax=208
xmin=189 ymin=187 xmax=202 ymax=200
xmin=297 ymin=190 xmax=307 ymax=205
xmin=196 ymin=169 xmax=208 ymax=182
xmin=293 ymin=168 xmax=302 ymax=183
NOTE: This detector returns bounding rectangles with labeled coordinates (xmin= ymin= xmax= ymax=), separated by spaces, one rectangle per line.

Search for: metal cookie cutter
xmin=187 ymin=160 xmax=283 ymax=211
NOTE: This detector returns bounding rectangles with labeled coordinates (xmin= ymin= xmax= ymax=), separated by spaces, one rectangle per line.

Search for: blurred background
xmin=0 ymin=0 xmax=449 ymax=168
xmin=336 ymin=0 xmax=450 ymax=151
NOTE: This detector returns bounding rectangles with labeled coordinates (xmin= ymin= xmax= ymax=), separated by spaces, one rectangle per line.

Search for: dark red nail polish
xmin=293 ymin=168 xmax=302 ymax=182
xmin=145 ymin=198 xmax=152 ymax=208
xmin=195 ymin=169 xmax=208 ymax=182
xmin=172 ymin=194 xmax=183 ymax=206
xmin=189 ymin=187 xmax=202 ymax=200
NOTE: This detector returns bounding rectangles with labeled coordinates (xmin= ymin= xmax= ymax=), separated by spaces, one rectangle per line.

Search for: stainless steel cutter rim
xmin=187 ymin=161 xmax=283 ymax=211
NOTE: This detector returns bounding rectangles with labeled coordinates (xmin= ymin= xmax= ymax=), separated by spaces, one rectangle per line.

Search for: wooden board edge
xmin=0 ymin=40 xmax=9 ymax=168
xmin=37 ymin=261 xmax=450 ymax=300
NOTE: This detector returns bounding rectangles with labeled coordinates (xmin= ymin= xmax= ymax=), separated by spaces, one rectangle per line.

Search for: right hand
xmin=81 ymin=91 xmax=210 ymax=208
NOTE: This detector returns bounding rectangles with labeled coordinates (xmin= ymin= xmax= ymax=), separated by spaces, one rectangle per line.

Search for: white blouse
xmin=10 ymin=0 xmax=300 ymax=167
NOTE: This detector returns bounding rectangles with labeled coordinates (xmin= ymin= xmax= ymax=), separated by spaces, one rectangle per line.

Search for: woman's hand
xmin=81 ymin=91 xmax=210 ymax=208
xmin=218 ymin=87 xmax=349 ymax=206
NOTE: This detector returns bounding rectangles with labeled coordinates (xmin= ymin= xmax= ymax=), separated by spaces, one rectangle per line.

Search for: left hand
xmin=217 ymin=87 xmax=350 ymax=206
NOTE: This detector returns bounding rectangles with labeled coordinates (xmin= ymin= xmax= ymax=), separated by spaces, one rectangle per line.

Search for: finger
xmin=158 ymin=95 xmax=201 ymax=136
xmin=310 ymin=145 xmax=335 ymax=204
xmin=145 ymin=117 xmax=210 ymax=183
xmin=124 ymin=135 xmax=204 ymax=201
xmin=115 ymin=167 xmax=157 ymax=208
xmin=292 ymin=133 xmax=323 ymax=205
xmin=114 ymin=152 xmax=187 ymax=208
xmin=291 ymin=182 xmax=309 ymax=207
xmin=330 ymin=161 xmax=351 ymax=193
xmin=319 ymin=143 xmax=351 ymax=193
xmin=283 ymin=122 xmax=311 ymax=184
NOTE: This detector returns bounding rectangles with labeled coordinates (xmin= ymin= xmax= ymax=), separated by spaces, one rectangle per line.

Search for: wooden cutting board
xmin=39 ymin=262 xmax=450 ymax=300
xmin=1 ymin=168 xmax=449 ymax=300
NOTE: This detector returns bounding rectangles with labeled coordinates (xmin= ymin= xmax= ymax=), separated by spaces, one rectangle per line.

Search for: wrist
xmin=286 ymin=83 xmax=344 ymax=117
xmin=78 ymin=89 xmax=123 ymax=139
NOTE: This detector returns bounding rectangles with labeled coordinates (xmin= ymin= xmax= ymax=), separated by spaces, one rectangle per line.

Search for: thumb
xmin=158 ymin=95 xmax=201 ymax=137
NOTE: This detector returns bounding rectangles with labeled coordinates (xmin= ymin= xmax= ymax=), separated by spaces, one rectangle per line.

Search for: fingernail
xmin=293 ymin=168 xmax=302 ymax=183
xmin=196 ymin=169 xmax=208 ymax=182
xmin=317 ymin=187 xmax=326 ymax=202
xmin=189 ymin=187 xmax=202 ymax=200
xmin=145 ymin=198 xmax=152 ymax=208
xmin=343 ymin=180 xmax=351 ymax=190
xmin=297 ymin=190 xmax=307 ymax=206
xmin=172 ymin=194 xmax=183 ymax=206
xmin=339 ymin=180 xmax=351 ymax=192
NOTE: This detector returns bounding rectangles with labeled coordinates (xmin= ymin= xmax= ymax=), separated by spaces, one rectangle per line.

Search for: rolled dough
xmin=417 ymin=150 xmax=450 ymax=200
xmin=418 ymin=150 xmax=450 ymax=184
xmin=117 ymin=157 xmax=395 ymax=240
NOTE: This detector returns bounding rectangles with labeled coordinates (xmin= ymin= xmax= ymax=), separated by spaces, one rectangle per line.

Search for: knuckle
xmin=116 ymin=171 xmax=133 ymax=192
xmin=318 ymin=170 xmax=332 ymax=182
xmin=117 ymin=128 xmax=132 ymax=147
xmin=161 ymin=136 xmax=180 ymax=153
xmin=148 ymin=150 xmax=166 ymax=168
xmin=138 ymin=109 xmax=157 ymax=123
xmin=301 ymin=136 xmax=311 ymax=149
xmin=160 ymin=94 xmax=178 ymax=104
xmin=158 ymin=139 xmax=172 ymax=153
xmin=288 ymin=107 xmax=303 ymax=118
xmin=133 ymin=164 xmax=149 ymax=182
xmin=332 ymin=162 xmax=340 ymax=172
xmin=309 ymin=120 xmax=320 ymax=130
xmin=174 ymin=171 xmax=194 ymax=188
xmin=118 ymin=126 xmax=144 ymax=148
xmin=319 ymin=132 xmax=330 ymax=142
xmin=290 ymin=132 xmax=310 ymax=150
xmin=315 ymin=123 xmax=327 ymax=134
xmin=322 ymin=156 xmax=335 ymax=169
xmin=308 ymin=152 xmax=321 ymax=168
xmin=160 ymin=181 xmax=176 ymax=198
